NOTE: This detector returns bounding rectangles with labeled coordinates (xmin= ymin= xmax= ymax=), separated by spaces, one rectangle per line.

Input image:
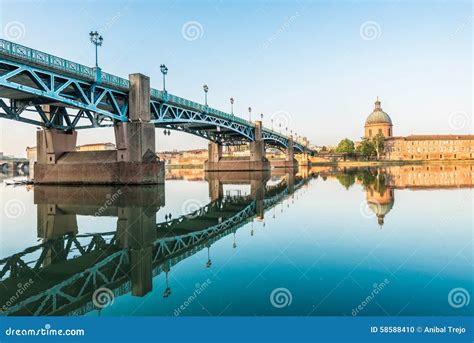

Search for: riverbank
xmin=310 ymin=159 xmax=474 ymax=167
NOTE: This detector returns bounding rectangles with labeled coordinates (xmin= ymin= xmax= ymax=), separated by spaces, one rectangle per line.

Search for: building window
xmin=388 ymin=128 xmax=391 ymax=136
xmin=378 ymin=128 xmax=382 ymax=134
xmin=369 ymin=129 xmax=372 ymax=137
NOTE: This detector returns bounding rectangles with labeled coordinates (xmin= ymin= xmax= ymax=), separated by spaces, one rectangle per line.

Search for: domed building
xmin=364 ymin=97 xmax=393 ymax=138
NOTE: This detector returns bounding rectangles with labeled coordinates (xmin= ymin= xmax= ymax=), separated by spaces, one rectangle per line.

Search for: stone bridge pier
xmin=34 ymin=74 xmax=164 ymax=185
xmin=204 ymin=121 xmax=271 ymax=172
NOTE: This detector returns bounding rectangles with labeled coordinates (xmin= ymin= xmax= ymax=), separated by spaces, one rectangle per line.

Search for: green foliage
xmin=335 ymin=138 xmax=355 ymax=154
xmin=356 ymin=138 xmax=376 ymax=158
xmin=372 ymin=133 xmax=385 ymax=159
xmin=336 ymin=173 xmax=356 ymax=189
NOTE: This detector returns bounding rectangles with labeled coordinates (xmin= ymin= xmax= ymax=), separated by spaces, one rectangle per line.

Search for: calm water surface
xmin=0 ymin=165 xmax=472 ymax=316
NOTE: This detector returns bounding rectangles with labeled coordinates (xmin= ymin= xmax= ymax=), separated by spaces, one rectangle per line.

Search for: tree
xmin=372 ymin=133 xmax=385 ymax=160
xmin=335 ymin=138 xmax=355 ymax=154
xmin=356 ymin=138 xmax=376 ymax=159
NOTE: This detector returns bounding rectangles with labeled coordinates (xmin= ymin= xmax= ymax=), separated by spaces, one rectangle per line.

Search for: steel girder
xmin=0 ymin=58 xmax=127 ymax=129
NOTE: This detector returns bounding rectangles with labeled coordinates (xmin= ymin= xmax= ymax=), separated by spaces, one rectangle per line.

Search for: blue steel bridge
xmin=0 ymin=39 xmax=311 ymax=153
xmin=0 ymin=174 xmax=310 ymax=316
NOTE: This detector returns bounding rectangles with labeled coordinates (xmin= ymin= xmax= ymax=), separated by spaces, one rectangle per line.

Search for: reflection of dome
xmin=365 ymin=98 xmax=392 ymax=125
xmin=367 ymin=201 xmax=394 ymax=226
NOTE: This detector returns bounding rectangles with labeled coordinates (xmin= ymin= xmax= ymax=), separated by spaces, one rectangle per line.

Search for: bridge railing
xmin=0 ymin=39 xmax=254 ymax=127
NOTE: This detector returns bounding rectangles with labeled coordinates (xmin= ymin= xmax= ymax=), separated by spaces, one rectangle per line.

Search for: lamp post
xmin=203 ymin=84 xmax=209 ymax=106
xmin=230 ymin=97 xmax=234 ymax=115
xmin=271 ymin=119 xmax=274 ymax=131
xmin=248 ymin=107 xmax=252 ymax=122
xmin=260 ymin=113 xmax=263 ymax=121
xmin=160 ymin=64 xmax=168 ymax=92
xmin=89 ymin=31 xmax=103 ymax=68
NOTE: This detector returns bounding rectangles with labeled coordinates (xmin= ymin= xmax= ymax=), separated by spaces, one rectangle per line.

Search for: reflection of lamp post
xmin=163 ymin=270 xmax=172 ymax=298
xmin=233 ymin=231 xmax=237 ymax=248
xmin=206 ymin=245 xmax=212 ymax=268
xmin=203 ymin=84 xmax=209 ymax=106
xmin=89 ymin=31 xmax=103 ymax=68
xmin=230 ymin=97 xmax=234 ymax=115
xmin=248 ymin=107 xmax=252 ymax=122
xmin=160 ymin=64 xmax=168 ymax=91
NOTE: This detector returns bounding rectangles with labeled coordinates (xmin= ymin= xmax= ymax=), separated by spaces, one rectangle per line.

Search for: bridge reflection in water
xmin=0 ymin=169 xmax=308 ymax=316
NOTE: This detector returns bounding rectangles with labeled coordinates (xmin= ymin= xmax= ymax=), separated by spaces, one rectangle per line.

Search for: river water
xmin=0 ymin=164 xmax=472 ymax=316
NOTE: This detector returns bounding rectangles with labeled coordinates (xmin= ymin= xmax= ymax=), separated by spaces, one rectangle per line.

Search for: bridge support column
xmin=270 ymin=135 xmax=298 ymax=169
xmin=297 ymin=137 xmax=311 ymax=167
xmin=204 ymin=121 xmax=270 ymax=171
xmin=250 ymin=179 xmax=266 ymax=221
xmin=34 ymin=74 xmax=164 ymax=184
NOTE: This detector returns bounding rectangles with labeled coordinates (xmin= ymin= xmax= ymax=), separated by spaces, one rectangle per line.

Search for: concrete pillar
xmin=207 ymin=142 xmax=222 ymax=163
xmin=116 ymin=206 xmax=157 ymax=297
xmin=208 ymin=178 xmax=223 ymax=202
xmin=286 ymin=136 xmax=294 ymax=162
xmin=115 ymin=73 xmax=156 ymax=163
xmin=36 ymin=129 xmax=77 ymax=164
xmin=250 ymin=121 xmax=265 ymax=162
xmin=250 ymin=178 xmax=266 ymax=220
xmin=287 ymin=172 xmax=295 ymax=194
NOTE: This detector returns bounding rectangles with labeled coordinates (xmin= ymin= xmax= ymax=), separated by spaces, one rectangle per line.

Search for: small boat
xmin=3 ymin=178 xmax=33 ymax=186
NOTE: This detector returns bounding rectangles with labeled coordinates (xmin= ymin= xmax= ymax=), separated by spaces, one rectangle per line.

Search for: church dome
xmin=365 ymin=98 xmax=392 ymax=126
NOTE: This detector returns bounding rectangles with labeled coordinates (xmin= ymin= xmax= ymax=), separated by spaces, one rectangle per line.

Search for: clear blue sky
xmin=0 ymin=0 xmax=472 ymax=156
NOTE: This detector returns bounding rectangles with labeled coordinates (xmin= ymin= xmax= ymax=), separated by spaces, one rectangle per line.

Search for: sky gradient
xmin=0 ymin=0 xmax=472 ymax=156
